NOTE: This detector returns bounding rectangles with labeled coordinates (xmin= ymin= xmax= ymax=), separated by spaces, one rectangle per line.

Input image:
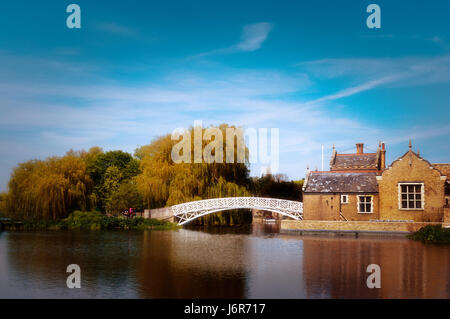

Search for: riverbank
xmin=280 ymin=220 xmax=444 ymax=237
xmin=0 ymin=211 xmax=180 ymax=231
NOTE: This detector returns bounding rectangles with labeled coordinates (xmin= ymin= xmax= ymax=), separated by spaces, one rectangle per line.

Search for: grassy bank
xmin=408 ymin=225 xmax=450 ymax=244
xmin=2 ymin=211 xmax=180 ymax=231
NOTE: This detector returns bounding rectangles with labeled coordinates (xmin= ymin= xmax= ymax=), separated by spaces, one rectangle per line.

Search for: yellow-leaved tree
xmin=135 ymin=124 xmax=252 ymax=225
xmin=6 ymin=153 xmax=92 ymax=220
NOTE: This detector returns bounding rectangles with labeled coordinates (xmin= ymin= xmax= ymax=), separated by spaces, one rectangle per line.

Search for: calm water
xmin=0 ymin=223 xmax=448 ymax=298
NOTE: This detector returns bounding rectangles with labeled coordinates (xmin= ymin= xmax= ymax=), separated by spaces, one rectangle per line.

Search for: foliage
xmin=88 ymin=150 xmax=141 ymax=212
xmin=408 ymin=225 xmax=450 ymax=244
xmin=6 ymin=153 xmax=93 ymax=220
xmin=251 ymin=174 xmax=303 ymax=201
xmin=4 ymin=147 xmax=145 ymax=220
xmin=106 ymin=181 xmax=144 ymax=214
xmin=2 ymin=123 xmax=303 ymax=226
xmin=0 ymin=192 xmax=6 ymax=215
xmin=7 ymin=211 xmax=179 ymax=231
xmin=64 ymin=211 xmax=179 ymax=230
xmin=135 ymin=124 xmax=252 ymax=225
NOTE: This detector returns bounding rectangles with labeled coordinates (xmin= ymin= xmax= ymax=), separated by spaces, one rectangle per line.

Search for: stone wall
xmin=378 ymin=151 xmax=445 ymax=222
xmin=144 ymin=207 xmax=175 ymax=222
xmin=281 ymin=219 xmax=442 ymax=233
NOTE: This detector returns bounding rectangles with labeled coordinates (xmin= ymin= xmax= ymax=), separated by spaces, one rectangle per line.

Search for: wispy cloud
xmin=429 ymin=36 xmax=450 ymax=50
xmin=306 ymin=75 xmax=401 ymax=105
xmin=96 ymin=22 xmax=138 ymax=37
xmin=236 ymin=23 xmax=273 ymax=51
xmin=189 ymin=22 xmax=273 ymax=58
xmin=387 ymin=124 xmax=450 ymax=145
xmin=301 ymin=55 xmax=450 ymax=86
xmin=296 ymin=55 xmax=450 ymax=105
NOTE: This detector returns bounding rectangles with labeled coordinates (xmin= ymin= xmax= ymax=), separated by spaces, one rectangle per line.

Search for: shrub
xmin=408 ymin=225 xmax=450 ymax=244
xmin=4 ymin=211 xmax=179 ymax=231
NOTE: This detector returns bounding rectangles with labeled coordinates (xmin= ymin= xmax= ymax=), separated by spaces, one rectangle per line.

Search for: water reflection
xmin=135 ymin=230 xmax=247 ymax=298
xmin=0 ymin=226 xmax=448 ymax=298
xmin=300 ymin=236 xmax=449 ymax=298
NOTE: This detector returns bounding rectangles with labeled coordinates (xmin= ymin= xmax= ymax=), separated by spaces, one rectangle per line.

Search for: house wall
xmin=303 ymin=194 xmax=340 ymax=220
xmin=340 ymin=194 xmax=380 ymax=221
xmin=444 ymin=207 xmax=450 ymax=226
xmin=378 ymin=151 xmax=446 ymax=222
xmin=304 ymin=193 xmax=379 ymax=221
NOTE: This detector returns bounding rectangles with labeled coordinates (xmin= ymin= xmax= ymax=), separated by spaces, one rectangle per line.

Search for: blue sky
xmin=0 ymin=0 xmax=450 ymax=190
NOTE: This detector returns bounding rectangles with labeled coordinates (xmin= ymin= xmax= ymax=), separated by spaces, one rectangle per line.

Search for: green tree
xmin=107 ymin=181 xmax=144 ymax=215
xmin=89 ymin=150 xmax=141 ymax=211
xmin=250 ymin=174 xmax=303 ymax=201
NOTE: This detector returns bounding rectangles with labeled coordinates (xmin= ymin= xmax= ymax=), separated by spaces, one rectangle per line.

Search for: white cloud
xmin=236 ymin=23 xmax=273 ymax=52
xmin=306 ymin=75 xmax=401 ymax=105
xmin=189 ymin=22 xmax=273 ymax=58
xmin=300 ymin=55 xmax=450 ymax=87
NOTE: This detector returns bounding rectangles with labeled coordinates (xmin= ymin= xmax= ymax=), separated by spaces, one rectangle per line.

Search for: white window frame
xmin=398 ymin=182 xmax=424 ymax=211
xmin=357 ymin=195 xmax=373 ymax=214
xmin=341 ymin=194 xmax=348 ymax=204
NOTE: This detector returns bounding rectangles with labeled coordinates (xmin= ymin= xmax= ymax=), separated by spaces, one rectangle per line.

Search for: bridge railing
xmin=171 ymin=197 xmax=303 ymax=220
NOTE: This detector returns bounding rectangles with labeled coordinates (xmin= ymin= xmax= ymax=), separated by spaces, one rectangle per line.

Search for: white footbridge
xmin=170 ymin=197 xmax=303 ymax=225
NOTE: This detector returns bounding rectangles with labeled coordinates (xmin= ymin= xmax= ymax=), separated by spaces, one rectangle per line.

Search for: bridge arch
xmin=171 ymin=197 xmax=303 ymax=225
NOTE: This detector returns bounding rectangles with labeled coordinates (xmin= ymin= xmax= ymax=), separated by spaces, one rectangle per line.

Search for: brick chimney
xmin=356 ymin=143 xmax=364 ymax=154
xmin=380 ymin=142 xmax=386 ymax=169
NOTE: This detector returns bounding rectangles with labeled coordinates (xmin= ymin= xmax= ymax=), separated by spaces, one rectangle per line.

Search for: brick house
xmin=302 ymin=141 xmax=449 ymax=222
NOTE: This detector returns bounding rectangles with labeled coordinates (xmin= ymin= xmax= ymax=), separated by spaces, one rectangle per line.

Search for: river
xmin=0 ymin=223 xmax=448 ymax=298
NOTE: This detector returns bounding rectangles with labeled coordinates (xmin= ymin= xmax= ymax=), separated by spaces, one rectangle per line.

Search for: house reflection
xmin=301 ymin=236 xmax=449 ymax=298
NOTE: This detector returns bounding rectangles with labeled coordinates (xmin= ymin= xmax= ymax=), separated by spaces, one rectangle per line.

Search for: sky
xmin=0 ymin=0 xmax=450 ymax=190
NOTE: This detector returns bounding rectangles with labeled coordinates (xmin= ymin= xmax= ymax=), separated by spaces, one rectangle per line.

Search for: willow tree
xmin=6 ymin=153 xmax=93 ymax=220
xmin=135 ymin=124 xmax=252 ymax=225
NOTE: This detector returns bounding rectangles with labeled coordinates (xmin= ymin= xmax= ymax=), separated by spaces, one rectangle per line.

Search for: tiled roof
xmin=304 ymin=172 xmax=379 ymax=193
xmin=331 ymin=153 xmax=378 ymax=170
